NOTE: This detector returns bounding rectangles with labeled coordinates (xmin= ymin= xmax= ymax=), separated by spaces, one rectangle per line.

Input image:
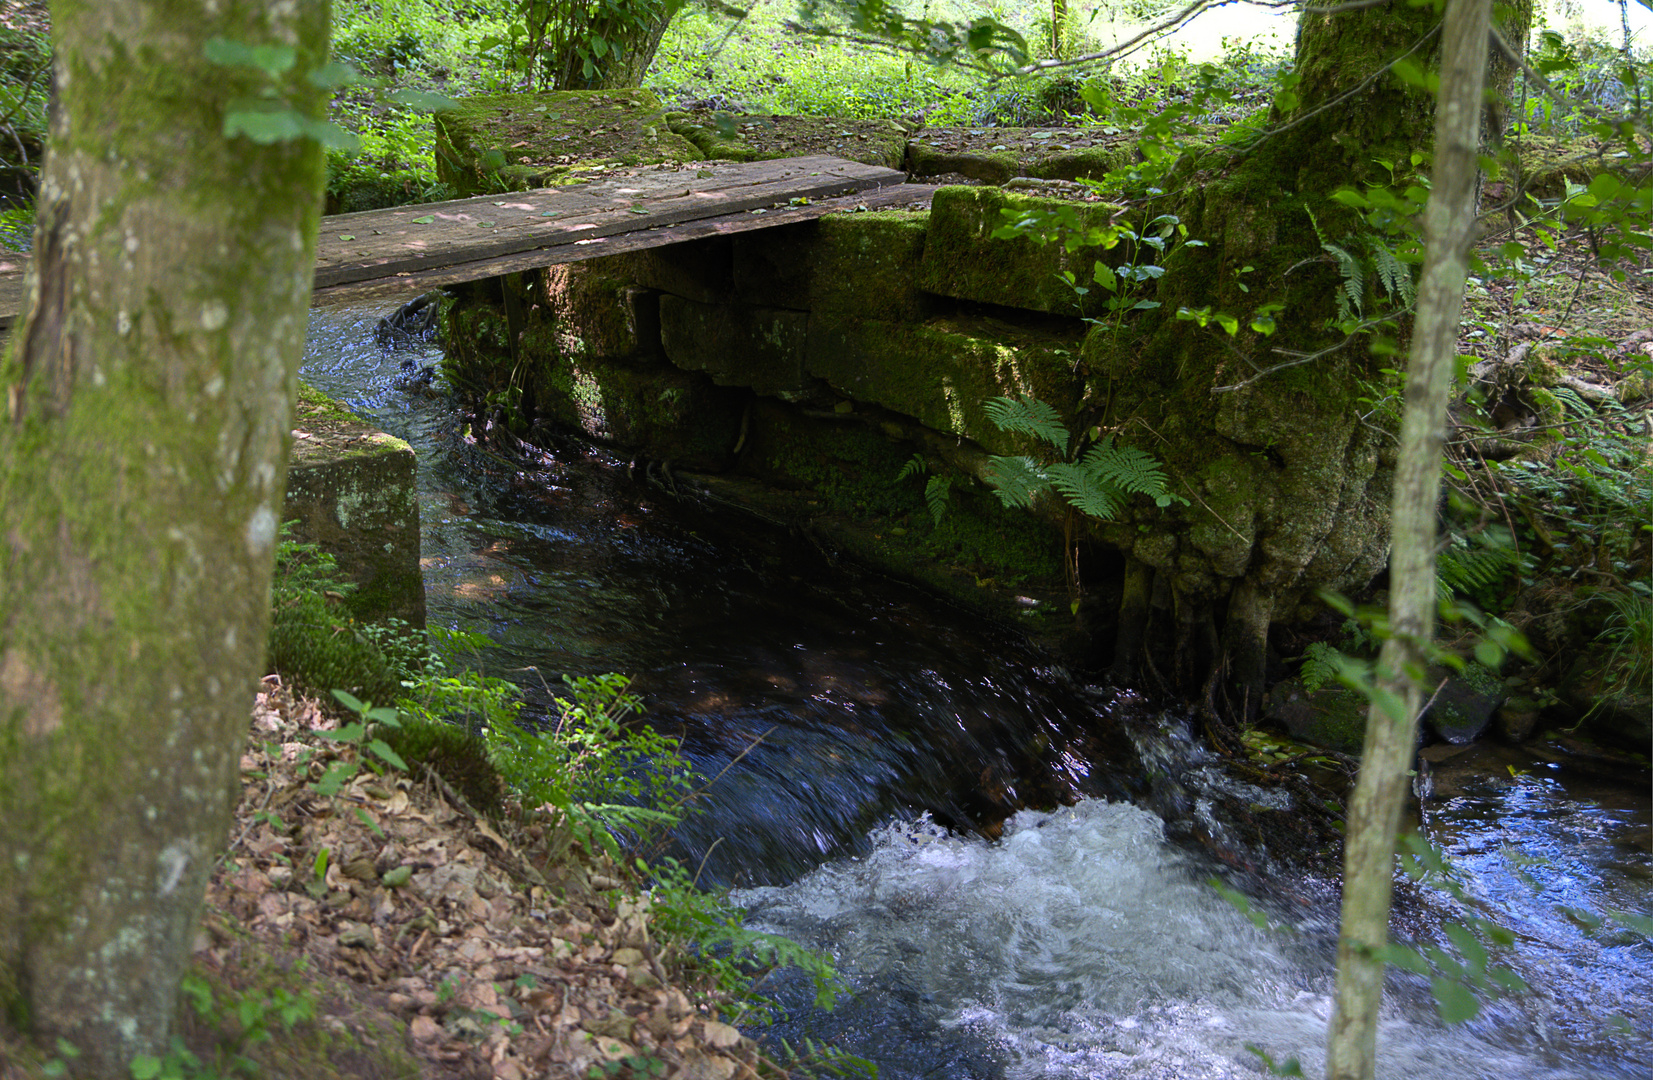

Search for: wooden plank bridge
xmin=0 ymin=155 xmax=930 ymax=328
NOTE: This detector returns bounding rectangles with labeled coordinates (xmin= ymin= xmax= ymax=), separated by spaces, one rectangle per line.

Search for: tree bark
xmin=1324 ymin=0 xmax=1491 ymax=1075
xmin=0 ymin=2 xmax=326 ymax=1073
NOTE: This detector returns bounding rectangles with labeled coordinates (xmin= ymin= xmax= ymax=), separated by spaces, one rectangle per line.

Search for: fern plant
xmin=896 ymin=452 xmax=954 ymax=526
xmin=980 ymin=394 xmax=1182 ymax=520
xmin=1305 ymin=204 xmax=1417 ymax=326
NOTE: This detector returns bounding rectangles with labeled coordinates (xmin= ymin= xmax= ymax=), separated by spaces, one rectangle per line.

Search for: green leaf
xmin=130 ymin=1055 xmax=162 ymax=1080
xmin=1444 ymin=922 xmax=1489 ymax=977
xmin=382 ymin=865 xmax=413 ymax=888
xmin=204 ymin=38 xmax=296 ymax=76
xmin=411 ymin=215 xmax=435 ymax=225
xmin=317 ymin=722 xmax=366 ymax=743
xmin=354 ymin=806 xmax=386 ymax=838
xmin=332 ymin=689 xmax=367 ymax=714
xmin=1430 ymin=976 xmax=1480 ymax=1024
xmin=366 ymin=705 xmax=402 ymax=727
xmin=367 ymin=739 xmax=408 ymax=772
xmin=306 ymin=61 xmax=361 ymax=90
xmin=923 ymin=474 xmax=952 ymax=526
xmin=1372 ymin=943 xmax=1432 ymax=976
xmin=895 ymin=452 xmax=928 ymax=483
xmin=1046 ymin=461 xmax=1123 ymax=520
xmin=1607 ymin=908 xmax=1653 ymax=939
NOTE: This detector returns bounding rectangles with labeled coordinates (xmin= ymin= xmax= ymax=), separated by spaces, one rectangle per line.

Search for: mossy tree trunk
xmin=1096 ymin=0 xmax=1455 ymax=714
xmin=0 ymin=1 xmax=326 ymax=1073
xmin=543 ymin=0 xmax=681 ymax=90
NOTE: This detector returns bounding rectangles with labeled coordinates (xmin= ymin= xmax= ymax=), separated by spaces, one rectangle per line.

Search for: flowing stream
xmin=301 ymin=301 xmax=1652 ymax=1080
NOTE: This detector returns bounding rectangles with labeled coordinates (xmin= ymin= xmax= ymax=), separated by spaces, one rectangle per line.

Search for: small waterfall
xmin=735 ymin=801 xmax=1650 ymax=1080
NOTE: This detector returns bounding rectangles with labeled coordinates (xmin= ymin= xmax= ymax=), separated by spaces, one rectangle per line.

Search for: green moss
xmin=375 ymin=715 xmax=505 ymax=816
xmin=805 ymin=314 xmax=1085 ymax=455
xmin=744 ymin=406 xmax=1064 ymax=592
xmin=919 ymin=186 xmax=1131 ymax=317
xmin=665 ymin=113 xmax=907 ymax=169
xmin=434 ymin=90 xmax=702 ymax=196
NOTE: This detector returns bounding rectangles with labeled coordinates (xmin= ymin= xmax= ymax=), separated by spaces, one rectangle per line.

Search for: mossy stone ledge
xmin=285 ymin=383 xmax=426 ymax=630
xmin=435 ymin=90 xmax=703 ymax=197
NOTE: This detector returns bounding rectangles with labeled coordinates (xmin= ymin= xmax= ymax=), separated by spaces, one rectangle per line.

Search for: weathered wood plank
xmin=0 ymin=155 xmax=909 ymax=328
xmin=314 ymin=155 xmax=902 ymax=288
xmin=312 ymin=183 xmax=940 ymax=310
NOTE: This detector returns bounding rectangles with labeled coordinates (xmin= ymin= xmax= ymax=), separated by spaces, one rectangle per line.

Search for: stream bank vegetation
xmin=2 ymin=534 xmax=867 ymax=1080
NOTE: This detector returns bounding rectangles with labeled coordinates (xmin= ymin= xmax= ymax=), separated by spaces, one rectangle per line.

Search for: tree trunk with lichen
xmin=1090 ymin=0 xmax=1461 ymax=714
xmin=1327 ymin=2 xmax=1494 ymax=1070
xmin=0 ymin=2 xmax=325 ymax=1074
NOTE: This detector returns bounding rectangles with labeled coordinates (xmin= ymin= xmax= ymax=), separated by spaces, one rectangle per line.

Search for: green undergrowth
xmin=265 ymin=530 xmax=858 ymax=1059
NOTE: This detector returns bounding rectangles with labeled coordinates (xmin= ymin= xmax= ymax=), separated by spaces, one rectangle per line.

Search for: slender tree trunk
xmin=1324 ymin=0 xmax=1491 ymax=1075
xmin=0 ymin=2 xmax=326 ymax=1074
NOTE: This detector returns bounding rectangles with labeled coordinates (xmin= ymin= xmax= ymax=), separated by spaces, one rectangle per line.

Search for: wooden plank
xmin=313 ymin=154 xmax=903 ymax=289
xmin=0 ymin=155 xmax=907 ymax=329
xmin=312 ymin=183 xmax=941 ymax=310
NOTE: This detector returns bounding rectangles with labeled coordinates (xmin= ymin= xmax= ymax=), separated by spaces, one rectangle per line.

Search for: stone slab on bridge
xmin=0 ymin=154 xmax=921 ymax=327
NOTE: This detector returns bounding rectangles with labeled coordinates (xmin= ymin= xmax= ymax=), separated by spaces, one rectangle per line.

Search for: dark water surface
xmin=301 ymin=302 xmax=1652 ymax=1080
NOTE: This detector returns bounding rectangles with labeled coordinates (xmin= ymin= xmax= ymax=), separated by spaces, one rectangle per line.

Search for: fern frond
xmin=1046 ymin=461 xmax=1125 ymax=520
xmin=1437 ymin=535 xmax=1522 ymax=607
xmin=1323 ymin=240 xmax=1364 ymax=321
xmin=983 ymin=395 xmax=1069 ymax=457
xmin=1367 ymin=239 xmax=1415 ymax=306
xmin=983 ymin=455 xmax=1050 ymax=509
xmin=1079 ymin=437 xmax=1172 ymax=499
xmin=1300 ymin=641 xmax=1342 ymax=694
xmin=924 ymin=475 xmax=952 ymax=526
xmin=895 ymin=452 xmax=928 ymax=483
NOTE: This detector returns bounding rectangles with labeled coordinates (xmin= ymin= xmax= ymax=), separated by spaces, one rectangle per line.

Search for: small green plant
xmin=127 ymin=973 xmax=316 ymax=1080
xmin=482 ymin=672 xmax=694 ymax=856
xmin=977 ymin=394 xmax=1182 ymax=520
xmin=1591 ymin=584 xmax=1652 ymax=705
xmin=266 ymin=525 xmax=428 ymax=704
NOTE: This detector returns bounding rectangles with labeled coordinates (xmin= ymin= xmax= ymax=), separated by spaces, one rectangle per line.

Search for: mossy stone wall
xmin=440 ymin=184 xmax=1394 ymax=657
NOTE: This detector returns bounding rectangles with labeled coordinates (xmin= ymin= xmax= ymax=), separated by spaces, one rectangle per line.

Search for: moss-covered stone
xmin=1263 ymin=677 xmax=1368 ymax=755
xmin=905 ymin=141 xmax=1019 ymax=185
xmin=434 ymin=90 xmax=702 ymax=196
xmin=919 ymin=186 xmax=1129 ymax=317
xmin=543 ymin=260 xmax=662 ymax=361
xmin=285 ymin=383 xmax=426 ymax=630
xmin=733 ymin=211 xmax=932 ymax=321
xmin=665 ymin=112 xmax=907 ymax=169
xmin=904 ymin=131 xmax=1134 ymax=185
xmin=659 ymin=296 xmax=812 ymax=398
xmin=805 ymin=313 xmax=1085 ymax=455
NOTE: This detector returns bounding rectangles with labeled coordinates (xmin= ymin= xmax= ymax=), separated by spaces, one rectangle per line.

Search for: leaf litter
xmin=199 ymin=676 xmax=771 ymax=1080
